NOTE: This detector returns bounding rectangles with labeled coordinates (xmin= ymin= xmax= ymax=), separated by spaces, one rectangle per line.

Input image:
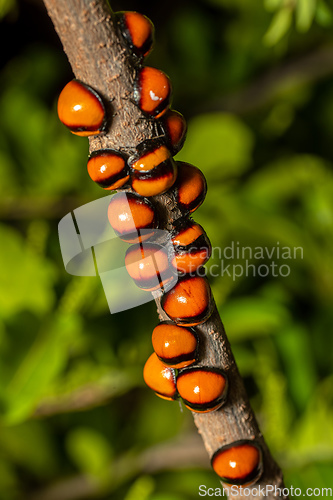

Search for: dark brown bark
xmin=42 ymin=0 xmax=288 ymax=498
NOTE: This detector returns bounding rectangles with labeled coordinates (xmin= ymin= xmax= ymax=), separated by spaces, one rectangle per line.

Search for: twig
xmin=41 ymin=0 xmax=288 ymax=498
xmin=34 ymin=376 xmax=136 ymax=417
xmin=28 ymin=434 xmax=209 ymax=500
xmin=203 ymin=44 xmax=333 ymax=114
xmin=0 ymin=197 xmax=91 ymax=219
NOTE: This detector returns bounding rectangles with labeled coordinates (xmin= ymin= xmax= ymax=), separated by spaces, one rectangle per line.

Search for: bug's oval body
xmin=163 ymin=109 xmax=187 ymax=156
xmin=134 ymin=67 xmax=172 ymax=118
xmin=176 ymin=367 xmax=228 ymax=413
xmin=130 ymin=143 xmax=177 ymax=197
xmin=116 ymin=11 xmax=154 ymax=58
xmin=107 ymin=192 xmax=158 ymax=243
xmin=57 ymin=80 xmax=106 ymax=136
xmin=152 ymin=321 xmax=199 ymax=369
xmin=161 ymin=274 xmax=213 ymax=326
xmin=174 ymin=162 xmax=207 ymax=213
xmin=171 ymin=220 xmax=211 ymax=274
xmin=211 ymin=441 xmax=263 ymax=486
xmin=87 ymin=149 xmax=129 ymax=190
xmin=143 ymin=352 xmax=177 ymax=401
xmin=125 ymin=243 xmax=174 ymax=291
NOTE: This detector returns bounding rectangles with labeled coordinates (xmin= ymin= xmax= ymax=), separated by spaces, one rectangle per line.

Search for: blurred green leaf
xmin=66 ymin=426 xmax=113 ymax=483
xmin=254 ymin=340 xmax=293 ymax=449
xmin=263 ymin=7 xmax=292 ymax=46
xmin=0 ymin=149 xmax=19 ymax=196
xmin=0 ymin=0 xmax=15 ymax=19
xmin=221 ymin=297 xmax=290 ymax=341
xmin=296 ymin=0 xmax=316 ymax=32
xmin=276 ymin=326 xmax=317 ymax=411
xmin=178 ymin=113 xmax=254 ymax=179
xmin=0 ymin=457 xmax=17 ymax=498
xmin=289 ymin=376 xmax=333 ymax=457
xmin=124 ymin=476 xmax=155 ymax=500
xmin=0 ymin=421 xmax=57 ymax=478
xmin=39 ymin=366 xmax=139 ymax=414
xmin=316 ymin=0 xmax=333 ymax=26
xmin=264 ymin=0 xmax=283 ymax=12
xmin=262 ymin=102 xmax=295 ymax=136
xmin=3 ymin=313 xmax=82 ymax=424
xmin=136 ymin=396 xmax=184 ymax=446
xmin=0 ymin=224 xmax=55 ymax=319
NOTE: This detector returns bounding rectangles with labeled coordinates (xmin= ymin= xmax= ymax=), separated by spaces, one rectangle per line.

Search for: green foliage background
xmin=0 ymin=0 xmax=333 ymax=498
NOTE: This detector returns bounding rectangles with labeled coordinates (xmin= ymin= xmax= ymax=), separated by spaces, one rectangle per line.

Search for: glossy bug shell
xmin=174 ymin=162 xmax=207 ymax=213
xmin=176 ymin=367 xmax=228 ymax=413
xmin=134 ymin=66 xmax=172 ymax=118
xmin=171 ymin=220 xmax=211 ymax=274
xmin=162 ymin=109 xmax=187 ymax=156
xmin=57 ymin=80 xmax=106 ymax=136
xmin=211 ymin=440 xmax=263 ymax=486
xmin=143 ymin=352 xmax=177 ymax=401
xmin=87 ymin=149 xmax=129 ymax=190
xmin=116 ymin=11 xmax=154 ymax=58
xmin=130 ymin=143 xmax=177 ymax=197
xmin=161 ymin=274 xmax=213 ymax=326
xmin=107 ymin=192 xmax=158 ymax=243
xmin=152 ymin=321 xmax=199 ymax=369
xmin=125 ymin=243 xmax=174 ymax=292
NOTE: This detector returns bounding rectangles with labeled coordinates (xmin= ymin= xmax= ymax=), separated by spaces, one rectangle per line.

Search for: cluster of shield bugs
xmin=57 ymin=9 xmax=263 ymax=488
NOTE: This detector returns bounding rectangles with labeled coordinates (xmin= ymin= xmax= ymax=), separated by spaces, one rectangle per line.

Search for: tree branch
xmin=29 ymin=434 xmax=210 ymax=500
xmin=42 ymin=0 xmax=288 ymax=498
xmin=203 ymin=44 xmax=333 ymax=115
